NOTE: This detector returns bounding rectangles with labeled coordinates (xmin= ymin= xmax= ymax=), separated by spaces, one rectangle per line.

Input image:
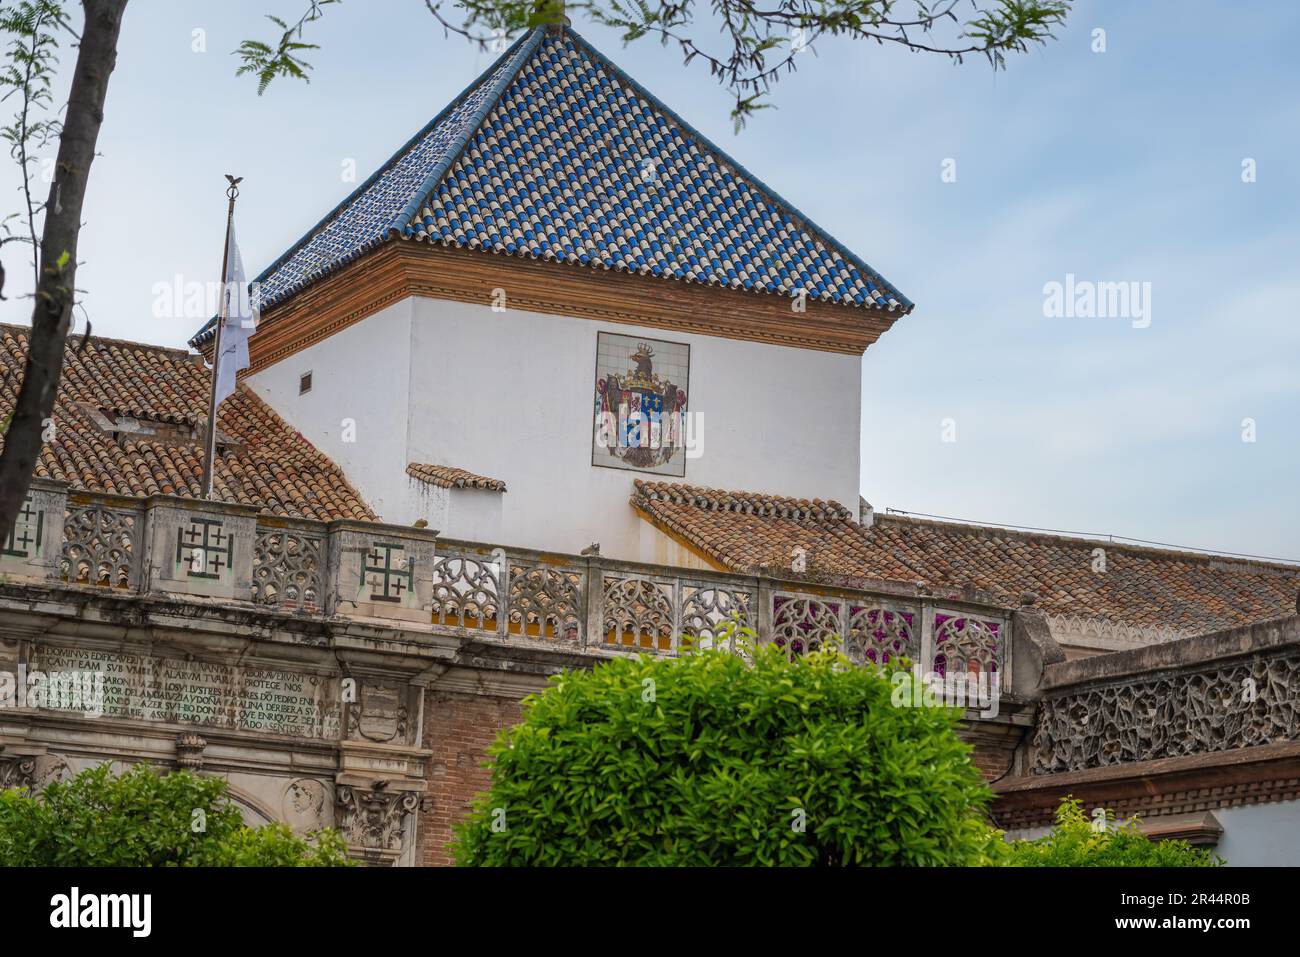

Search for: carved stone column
xmin=335 ymin=779 xmax=429 ymax=866
xmin=0 ymin=752 xmax=68 ymax=792
xmin=0 ymin=755 xmax=36 ymax=791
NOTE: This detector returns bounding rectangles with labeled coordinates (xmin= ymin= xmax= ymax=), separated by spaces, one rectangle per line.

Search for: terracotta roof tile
xmin=0 ymin=325 xmax=375 ymax=522
xmin=631 ymin=480 xmax=1300 ymax=634
xmin=406 ymin=462 xmax=506 ymax=492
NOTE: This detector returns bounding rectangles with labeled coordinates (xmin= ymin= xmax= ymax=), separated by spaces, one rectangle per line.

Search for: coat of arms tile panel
xmin=592 ymin=332 xmax=690 ymax=477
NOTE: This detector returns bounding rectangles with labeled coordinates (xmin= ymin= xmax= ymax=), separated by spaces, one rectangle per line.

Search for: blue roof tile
xmin=191 ymin=26 xmax=911 ymax=347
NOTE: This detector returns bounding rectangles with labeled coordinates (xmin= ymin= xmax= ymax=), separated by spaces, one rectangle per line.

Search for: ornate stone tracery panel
xmin=507 ymin=562 xmax=583 ymax=641
xmin=1032 ymin=653 xmax=1300 ymax=775
xmin=933 ymin=613 xmax=1001 ymax=677
xmin=253 ymin=528 xmax=325 ymax=612
xmin=602 ymin=574 xmax=675 ymax=651
xmin=429 ymin=552 xmax=500 ymax=631
xmin=61 ymin=503 xmax=139 ymax=588
xmin=680 ymin=582 xmax=755 ymax=650
xmin=845 ymin=605 xmax=918 ymax=666
xmin=770 ymin=594 xmax=842 ymax=659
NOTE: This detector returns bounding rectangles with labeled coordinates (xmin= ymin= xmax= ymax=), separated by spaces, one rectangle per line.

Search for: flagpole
xmin=202 ymin=175 xmax=241 ymax=499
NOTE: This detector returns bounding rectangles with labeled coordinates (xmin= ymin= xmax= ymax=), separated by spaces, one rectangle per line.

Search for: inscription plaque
xmin=30 ymin=645 xmax=341 ymax=739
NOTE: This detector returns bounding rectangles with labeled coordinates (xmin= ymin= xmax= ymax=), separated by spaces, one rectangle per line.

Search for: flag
xmin=213 ymin=220 xmax=255 ymax=407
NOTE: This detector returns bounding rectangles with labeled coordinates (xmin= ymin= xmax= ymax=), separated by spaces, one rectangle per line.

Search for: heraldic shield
xmin=593 ymin=335 xmax=689 ymax=475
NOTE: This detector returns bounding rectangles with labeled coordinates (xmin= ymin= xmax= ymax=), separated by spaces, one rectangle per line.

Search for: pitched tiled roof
xmin=191 ymin=25 xmax=909 ymax=346
xmin=631 ymin=481 xmax=1300 ymax=635
xmin=407 ymin=462 xmax=506 ymax=492
xmin=0 ymin=325 xmax=375 ymax=521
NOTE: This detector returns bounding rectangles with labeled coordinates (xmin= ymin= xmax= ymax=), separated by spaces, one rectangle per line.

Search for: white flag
xmin=213 ymin=219 xmax=256 ymax=407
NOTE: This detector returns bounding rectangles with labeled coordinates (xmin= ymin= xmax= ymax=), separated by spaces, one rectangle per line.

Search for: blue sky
xmin=1 ymin=0 xmax=1296 ymax=559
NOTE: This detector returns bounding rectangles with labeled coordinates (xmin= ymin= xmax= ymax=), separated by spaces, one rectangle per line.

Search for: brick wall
xmin=418 ymin=690 xmax=524 ymax=866
xmin=970 ymin=743 xmax=1016 ymax=782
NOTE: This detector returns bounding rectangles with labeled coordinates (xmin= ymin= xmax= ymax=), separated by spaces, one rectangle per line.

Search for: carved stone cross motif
xmin=1 ymin=496 xmax=43 ymax=558
xmin=177 ymin=517 xmax=233 ymax=580
xmin=361 ymin=542 xmax=413 ymax=603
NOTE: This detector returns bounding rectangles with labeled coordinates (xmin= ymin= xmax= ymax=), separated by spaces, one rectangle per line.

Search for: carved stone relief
xmin=336 ymin=781 xmax=422 ymax=855
xmin=1033 ymin=652 xmax=1300 ymax=774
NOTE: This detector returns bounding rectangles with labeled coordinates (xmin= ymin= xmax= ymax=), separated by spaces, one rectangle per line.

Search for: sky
xmin=0 ymin=0 xmax=1296 ymax=560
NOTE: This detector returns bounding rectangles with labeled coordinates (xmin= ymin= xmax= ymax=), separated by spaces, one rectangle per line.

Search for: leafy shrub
xmin=202 ymin=821 xmax=351 ymax=867
xmin=0 ymin=763 xmax=351 ymax=866
xmin=454 ymin=628 xmax=999 ymax=866
xmin=1005 ymin=797 xmax=1222 ymax=866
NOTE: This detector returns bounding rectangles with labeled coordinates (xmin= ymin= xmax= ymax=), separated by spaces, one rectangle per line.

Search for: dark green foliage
xmin=234 ymin=0 xmax=340 ymax=95
xmin=0 ymin=763 xmax=351 ymax=866
xmin=454 ymin=631 xmax=1000 ymax=866
xmin=203 ymin=820 xmax=351 ymax=867
xmin=1004 ymin=797 xmax=1223 ymax=867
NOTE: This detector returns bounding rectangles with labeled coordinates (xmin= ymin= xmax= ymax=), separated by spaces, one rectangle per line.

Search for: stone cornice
xmin=994 ymin=740 xmax=1300 ymax=830
xmin=1044 ymin=612 xmax=1195 ymax=651
xmin=1044 ymin=614 xmax=1300 ymax=691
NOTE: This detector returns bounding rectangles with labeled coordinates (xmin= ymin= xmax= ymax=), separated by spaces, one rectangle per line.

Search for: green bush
xmin=0 ymin=763 xmax=351 ymax=867
xmin=202 ymin=820 xmax=351 ymax=867
xmin=1004 ymin=797 xmax=1222 ymax=866
xmin=454 ymin=628 xmax=999 ymax=866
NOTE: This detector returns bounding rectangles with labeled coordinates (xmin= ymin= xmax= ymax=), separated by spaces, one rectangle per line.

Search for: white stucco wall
xmin=251 ymin=293 xmax=862 ymax=561
xmin=1214 ymin=801 xmax=1300 ymax=866
xmin=445 ymin=486 xmax=505 ymax=544
xmin=248 ymin=298 xmax=414 ymax=521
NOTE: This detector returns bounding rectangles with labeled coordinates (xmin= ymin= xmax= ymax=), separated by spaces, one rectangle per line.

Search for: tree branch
xmin=0 ymin=0 xmax=126 ymax=539
xmin=236 ymin=0 xmax=1070 ymax=128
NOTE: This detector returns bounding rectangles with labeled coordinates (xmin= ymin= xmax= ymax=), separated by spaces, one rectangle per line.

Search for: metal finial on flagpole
xmin=201 ymin=175 xmax=242 ymax=499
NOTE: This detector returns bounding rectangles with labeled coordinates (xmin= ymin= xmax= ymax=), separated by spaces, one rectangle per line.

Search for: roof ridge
xmin=0 ymin=322 xmax=194 ymax=360
xmin=188 ymin=29 xmax=540 ymax=348
xmin=385 ymin=27 xmax=548 ymax=240
xmin=248 ymin=28 xmax=537 ymax=293
xmin=874 ymin=511 xmax=1300 ymax=573
xmin=632 ymin=479 xmax=852 ymax=522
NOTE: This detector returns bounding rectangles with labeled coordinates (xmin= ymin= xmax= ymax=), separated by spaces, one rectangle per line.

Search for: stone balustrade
xmin=1030 ymin=614 xmax=1300 ymax=775
xmin=0 ymin=478 xmax=1032 ymax=864
xmin=0 ymin=478 xmax=1014 ymax=689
